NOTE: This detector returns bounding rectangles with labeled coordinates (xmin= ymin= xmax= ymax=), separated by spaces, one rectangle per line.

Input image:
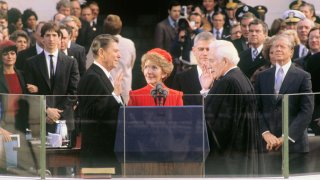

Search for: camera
xmin=177 ymin=18 xmax=190 ymax=31
xmin=180 ymin=5 xmax=188 ymax=18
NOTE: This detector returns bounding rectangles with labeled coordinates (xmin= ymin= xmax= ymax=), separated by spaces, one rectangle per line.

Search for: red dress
xmin=128 ymin=84 xmax=183 ymax=106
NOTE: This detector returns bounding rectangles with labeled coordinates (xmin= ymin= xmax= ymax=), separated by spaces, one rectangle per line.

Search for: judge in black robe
xmin=203 ymin=40 xmax=262 ymax=175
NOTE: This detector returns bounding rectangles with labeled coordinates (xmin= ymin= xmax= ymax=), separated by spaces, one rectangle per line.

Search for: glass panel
xmin=287 ymin=93 xmax=320 ymax=176
xmin=44 ymin=94 xmax=80 ymax=178
xmin=0 ymin=93 xmax=42 ymax=178
xmin=204 ymin=94 xmax=282 ymax=177
xmin=120 ymin=94 xmax=207 ymax=177
xmin=45 ymin=95 xmax=122 ymax=179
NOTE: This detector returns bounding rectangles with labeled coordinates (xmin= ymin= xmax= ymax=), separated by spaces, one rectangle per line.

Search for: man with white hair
xmin=203 ymin=40 xmax=261 ymax=175
xmin=293 ymin=18 xmax=315 ymax=59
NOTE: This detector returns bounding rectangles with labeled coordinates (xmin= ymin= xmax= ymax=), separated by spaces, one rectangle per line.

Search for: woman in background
xmin=128 ymin=48 xmax=183 ymax=106
xmin=10 ymin=30 xmax=30 ymax=53
xmin=0 ymin=40 xmax=27 ymax=94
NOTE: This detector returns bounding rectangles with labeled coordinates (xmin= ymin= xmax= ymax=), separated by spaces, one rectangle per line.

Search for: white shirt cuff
xmin=262 ymin=131 xmax=270 ymax=136
xmin=282 ymin=134 xmax=295 ymax=143
xmin=200 ymin=89 xmax=210 ymax=97
xmin=112 ymin=92 xmax=123 ymax=105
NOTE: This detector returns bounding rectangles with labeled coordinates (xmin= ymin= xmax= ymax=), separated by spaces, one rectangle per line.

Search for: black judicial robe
xmin=204 ymin=68 xmax=262 ymax=175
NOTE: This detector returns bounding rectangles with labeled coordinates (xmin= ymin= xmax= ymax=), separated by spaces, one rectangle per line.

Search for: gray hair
xmin=272 ymin=34 xmax=295 ymax=50
xmin=56 ymin=0 xmax=71 ymax=11
xmin=209 ymin=40 xmax=240 ymax=65
xmin=91 ymin=34 xmax=118 ymax=57
xmin=60 ymin=16 xmax=75 ymax=25
xmin=193 ymin=31 xmax=214 ymax=46
xmin=297 ymin=18 xmax=315 ymax=28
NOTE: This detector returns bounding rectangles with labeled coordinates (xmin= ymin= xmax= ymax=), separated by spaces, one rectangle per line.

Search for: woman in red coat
xmin=128 ymin=48 xmax=183 ymax=106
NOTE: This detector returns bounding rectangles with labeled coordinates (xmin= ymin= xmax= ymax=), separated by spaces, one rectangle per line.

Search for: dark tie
xmin=207 ymin=14 xmax=211 ymax=23
xmin=49 ymin=55 xmax=55 ymax=88
xmin=216 ymin=30 xmax=221 ymax=40
xmin=173 ymin=21 xmax=178 ymax=31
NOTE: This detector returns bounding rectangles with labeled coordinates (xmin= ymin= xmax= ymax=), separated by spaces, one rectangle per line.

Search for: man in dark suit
xmin=211 ymin=11 xmax=230 ymax=40
xmin=255 ymin=34 xmax=314 ymax=174
xmin=70 ymin=0 xmax=94 ymax=53
xmin=25 ymin=22 xmax=80 ymax=134
xmin=203 ymin=40 xmax=261 ymax=175
xmin=232 ymin=12 xmax=256 ymax=54
xmin=154 ymin=1 xmax=181 ymax=51
xmin=306 ymin=22 xmax=320 ymax=134
xmin=59 ymin=24 xmax=86 ymax=77
xmin=238 ymin=19 xmax=268 ymax=79
xmin=77 ymin=34 xmax=123 ymax=171
xmin=172 ymin=31 xmax=214 ymax=105
xmin=15 ymin=21 xmax=45 ymax=72
xmin=291 ymin=19 xmax=314 ymax=60
xmin=294 ymin=26 xmax=320 ymax=70
xmin=88 ymin=1 xmax=104 ymax=31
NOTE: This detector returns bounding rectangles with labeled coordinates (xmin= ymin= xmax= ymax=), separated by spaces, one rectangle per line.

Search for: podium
xmin=114 ymin=106 xmax=209 ymax=177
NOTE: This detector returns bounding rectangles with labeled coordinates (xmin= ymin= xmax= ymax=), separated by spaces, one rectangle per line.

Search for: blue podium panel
xmin=114 ymin=106 xmax=209 ymax=163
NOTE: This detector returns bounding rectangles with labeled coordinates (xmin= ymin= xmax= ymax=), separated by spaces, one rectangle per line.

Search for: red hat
xmin=0 ymin=40 xmax=17 ymax=54
xmin=147 ymin=48 xmax=172 ymax=63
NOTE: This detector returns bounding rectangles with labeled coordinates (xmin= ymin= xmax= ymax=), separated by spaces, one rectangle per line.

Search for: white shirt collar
xmin=223 ymin=66 xmax=237 ymax=76
xmin=93 ymin=61 xmax=112 ymax=80
xmin=67 ymin=40 xmax=71 ymax=48
xmin=36 ymin=43 xmax=43 ymax=54
xmin=215 ymin=28 xmax=223 ymax=33
xmin=206 ymin=11 xmax=214 ymax=19
xmin=252 ymin=44 xmax=263 ymax=53
xmin=44 ymin=49 xmax=59 ymax=78
xmin=168 ymin=16 xmax=177 ymax=28
xmin=197 ymin=65 xmax=203 ymax=79
xmin=44 ymin=49 xmax=59 ymax=58
xmin=275 ymin=60 xmax=292 ymax=78
xmin=93 ymin=61 xmax=123 ymax=105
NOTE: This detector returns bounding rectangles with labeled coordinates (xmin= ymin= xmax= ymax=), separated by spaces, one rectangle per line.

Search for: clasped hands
xmin=46 ymin=107 xmax=63 ymax=124
xmin=262 ymin=132 xmax=284 ymax=151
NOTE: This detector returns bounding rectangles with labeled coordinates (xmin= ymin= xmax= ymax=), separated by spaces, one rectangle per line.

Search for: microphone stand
xmin=150 ymin=83 xmax=168 ymax=106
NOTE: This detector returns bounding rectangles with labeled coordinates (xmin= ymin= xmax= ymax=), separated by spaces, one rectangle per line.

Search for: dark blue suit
xmin=255 ymin=63 xmax=314 ymax=173
xmin=238 ymin=48 xmax=268 ymax=79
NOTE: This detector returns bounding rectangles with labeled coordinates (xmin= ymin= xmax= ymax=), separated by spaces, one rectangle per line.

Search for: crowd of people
xmin=0 ymin=0 xmax=319 ymax=176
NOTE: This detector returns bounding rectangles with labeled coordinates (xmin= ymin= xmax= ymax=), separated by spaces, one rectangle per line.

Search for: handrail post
xmin=282 ymin=94 xmax=289 ymax=178
xmin=40 ymin=95 xmax=46 ymax=179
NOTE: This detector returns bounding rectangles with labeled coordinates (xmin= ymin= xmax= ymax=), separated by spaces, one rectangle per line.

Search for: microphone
xmin=150 ymin=83 xmax=168 ymax=106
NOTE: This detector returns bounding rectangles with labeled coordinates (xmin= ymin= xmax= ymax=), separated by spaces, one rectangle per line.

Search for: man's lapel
xmin=93 ymin=64 xmax=114 ymax=93
xmin=38 ymin=52 xmax=51 ymax=89
xmin=279 ymin=65 xmax=295 ymax=94
xmin=53 ymin=52 xmax=66 ymax=91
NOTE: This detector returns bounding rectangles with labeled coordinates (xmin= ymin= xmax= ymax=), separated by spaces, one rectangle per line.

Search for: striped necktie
xmin=252 ymin=48 xmax=258 ymax=60
xmin=274 ymin=67 xmax=284 ymax=94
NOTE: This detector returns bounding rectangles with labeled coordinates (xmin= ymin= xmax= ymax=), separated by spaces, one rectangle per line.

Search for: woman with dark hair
xmin=0 ymin=40 xmax=27 ymax=94
xmin=128 ymin=48 xmax=183 ymax=106
xmin=0 ymin=40 xmax=28 ymax=142
xmin=7 ymin=8 xmax=23 ymax=34
xmin=21 ymin=9 xmax=38 ymax=39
